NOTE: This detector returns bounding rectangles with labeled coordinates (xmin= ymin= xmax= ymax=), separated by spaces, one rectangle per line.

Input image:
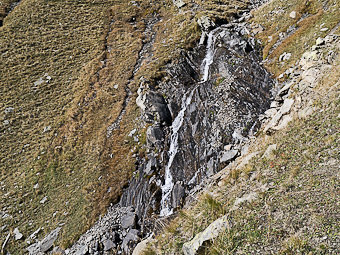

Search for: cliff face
xmin=120 ymin=23 xmax=274 ymax=220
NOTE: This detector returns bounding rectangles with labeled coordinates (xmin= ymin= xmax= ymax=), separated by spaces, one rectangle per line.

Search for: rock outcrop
xmin=68 ymin=1 xmax=277 ymax=254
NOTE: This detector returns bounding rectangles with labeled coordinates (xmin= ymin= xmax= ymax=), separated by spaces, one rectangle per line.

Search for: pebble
xmin=289 ymin=11 xmax=296 ymax=19
xmin=316 ymin=37 xmax=325 ymax=46
xmin=40 ymin=196 xmax=48 ymax=204
xmin=14 ymin=228 xmax=23 ymax=240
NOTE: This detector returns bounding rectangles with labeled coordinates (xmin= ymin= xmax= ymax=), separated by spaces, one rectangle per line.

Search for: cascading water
xmin=201 ymin=28 xmax=219 ymax=82
xmin=159 ymin=88 xmax=196 ymax=217
xmin=160 ymin=27 xmax=221 ymax=217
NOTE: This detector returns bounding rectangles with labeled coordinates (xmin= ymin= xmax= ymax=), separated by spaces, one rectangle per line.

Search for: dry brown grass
xmin=0 ymin=0 xmax=261 ymax=253
xmin=252 ymin=0 xmax=340 ymax=76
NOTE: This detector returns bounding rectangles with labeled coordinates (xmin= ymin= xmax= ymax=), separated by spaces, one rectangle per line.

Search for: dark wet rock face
xmin=69 ymin=11 xmax=275 ymax=255
xmin=121 ymin=25 xmax=274 ymax=223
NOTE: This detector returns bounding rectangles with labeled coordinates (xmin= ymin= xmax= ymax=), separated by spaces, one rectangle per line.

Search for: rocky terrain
xmin=0 ymin=0 xmax=339 ymax=254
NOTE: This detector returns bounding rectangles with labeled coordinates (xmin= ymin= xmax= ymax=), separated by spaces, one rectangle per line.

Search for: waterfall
xmin=201 ymin=28 xmax=219 ymax=82
xmin=160 ymin=28 xmax=220 ymax=216
xmin=160 ymin=88 xmax=196 ymax=217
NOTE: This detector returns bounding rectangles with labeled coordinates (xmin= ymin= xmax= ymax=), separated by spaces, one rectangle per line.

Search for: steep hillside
xmin=1 ymin=0 xmax=253 ymax=253
xmin=142 ymin=0 xmax=340 ymax=254
xmin=0 ymin=0 xmax=339 ymax=254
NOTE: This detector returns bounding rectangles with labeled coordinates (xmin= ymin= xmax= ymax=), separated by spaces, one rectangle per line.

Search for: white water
xmin=160 ymin=28 xmax=220 ymax=216
xmin=159 ymin=89 xmax=196 ymax=217
xmin=201 ymin=28 xmax=218 ymax=82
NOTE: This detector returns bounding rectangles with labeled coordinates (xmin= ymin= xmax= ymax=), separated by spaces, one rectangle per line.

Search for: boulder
xmin=27 ymin=227 xmax=61 ymax=254
xmin=146 ymin=125 xmax=164 ymax=146
xmin=262 ymin=144 xmax=277 ymax=160
xmin=233 ymin=192 xmax=258 ymax=208
xmin=173 ymin=0 xmax=186 ymax=8
xmin=103 ymin=239 xmax=115 ymax=251
xmin=289 ymin=11 xmax=296 ymax=19
xmin=132 ymin=237 xmax=154 ymax=255
xmin=197 ymin=16 xmax=215 ymax=31
xmin=264 ymin=98 xmax=294 ymax=134
xmin=220 ymin=150 xmax=238 ymax=163
xmin=40 ymin=227 xmax=61 ymax=252
xmin=171 ymin=182 xmax=185 ymax=209
xmin=14 ymin=228 xmax=23 ymax=240
xmin=121 ymin=212 xmax=137 ymax=229
xmin=182 ymin=215 xmax=230 ymax=255
xmin=122 ymin=229 xmax=140 ymax=254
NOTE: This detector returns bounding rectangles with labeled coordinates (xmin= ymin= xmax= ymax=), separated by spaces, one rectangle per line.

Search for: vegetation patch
xmin=251 ymin=0 xmax=340 ymax=76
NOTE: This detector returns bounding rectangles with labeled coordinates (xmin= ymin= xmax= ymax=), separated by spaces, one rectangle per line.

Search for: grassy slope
xmin=145 ymin=0 xmax=340 ymax=254
xmin=0 ymin=0 xmax=116 ymax=252
xmin=251 ymin=0 xmax=340 ymax=76
xmin=0 ymin=0 xmax=250 ymax=253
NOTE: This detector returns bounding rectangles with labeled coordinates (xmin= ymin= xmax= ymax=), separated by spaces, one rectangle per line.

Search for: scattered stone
xmin=132 ymin=237 xmax=154 ymax=255
xmin=103 ymin=239 xmax=115 ymax=251
xmin=320 ymin=27 xmax=328 ymax=32
xmin=122 ymin=229 xmax=140 ymax=254
xmin=197 ymin=16 xmax=215 ymax=30
xmin=33 ymin=183 xmax=39 ymax=189
xmin=173 ymin=0 xmax=186 ymax=8
xmin=27 ymin=228 xmax=61 ymax=254
xmin=279 ymin=52 xmax=291 ymax=61
xmin=4 ymin=107 xmax=14 ymax=114
xmin=324 ymin=35 xmax=334 ymax=43
xmin=264 ymin=108 xmax=277 ymax=118
xmin=182 ymin=215 xmax=230 ymax=255
xmin=316 ymin=37 xmax=325 ymax=46
xmin=40 ymin=196 xmax=48 ymax=204
xmin=252 ymin=24 xmax=264 ymax=34
xmin=2 ymin=233 xmax=10 ymax=251
xmin=270 ymin=101 xmax=280 ymax=108
xmin=114 ymin=84 xmax=119 ymax=89
xmin=274 ymin=114 xmax=293 ymax=130
xmin=40 ymin=227 xmax=61 ymax=252
xmin=298 ymin=106 xmax=314 ymax=119
xmin=199 ymin=31 xmax=207 ymax=45
xmin=128 ymin=129 xmax=137 ymax=137
xmin=43 ymin=126 xmax=51 ymax=133
xmin=74 ymin=245 xmax=88 ymax=255
xmin=236 ymin=151 xmax=259 ymax=170
xmin=52 ymin=246 xmax=66 ymax=255
xmin=121 ymin=212 xmax=137 ymax=229
xmin=220 ymin=150 xmax=238 ymax=163
xmin=277 ymin=81 xmax=293 ymax=97
xmin=14 ymin=228 xmax=23 ymax=240
xmin=233 ymin=192 xmax=258 ymax=208
xmin=29 ymin=227 xmax=41 ymax=240
xmin=262 ymin=144 xmax=277 ymax=159
xmin=34 ymin=77 xmax=44 ymax=87
xmin=289 ymin=11 xmax=296 ymax=19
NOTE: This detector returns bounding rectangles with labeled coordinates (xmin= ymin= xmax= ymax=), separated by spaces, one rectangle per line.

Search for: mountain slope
xmin=142 ymin=0 xmax=340 ymax=253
